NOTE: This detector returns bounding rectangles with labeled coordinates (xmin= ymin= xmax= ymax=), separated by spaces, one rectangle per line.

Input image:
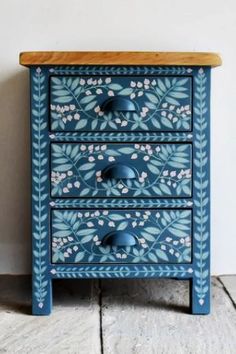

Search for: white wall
xmin=0 ymin=0 xmax=235 ymax=275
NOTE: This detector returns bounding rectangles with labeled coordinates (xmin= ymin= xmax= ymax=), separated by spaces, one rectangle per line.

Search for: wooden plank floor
xmin=0 ymin=276 xmax=235 ymax=354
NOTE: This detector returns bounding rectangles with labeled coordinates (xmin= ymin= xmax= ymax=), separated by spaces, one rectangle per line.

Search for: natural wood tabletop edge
xmin=19 ymin=51 xmax=222 ymax=67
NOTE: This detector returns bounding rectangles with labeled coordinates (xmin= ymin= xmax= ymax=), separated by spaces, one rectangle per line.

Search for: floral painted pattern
xmin=51 ymin=209 xmax=192 ymax=264
xmin=50 ymin=76 xmax=192 ymax=132
xmin=51 ymin=143 xmax=192 ymax=198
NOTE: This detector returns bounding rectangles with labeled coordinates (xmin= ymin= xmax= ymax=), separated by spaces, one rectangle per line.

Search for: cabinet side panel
xmin=31 ymin=67 xmax=52 ymax=315
xmin=192 ymin=67 xmax=211 ymax=314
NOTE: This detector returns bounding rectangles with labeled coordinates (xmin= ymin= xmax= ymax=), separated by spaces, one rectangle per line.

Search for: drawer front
xmin=50 ymin=75 xmax=192 ymax=132
xmin=51 ymin=143 xmax=192 ymax=198
xmin=51 ymin=209 xmax=192 ymax=264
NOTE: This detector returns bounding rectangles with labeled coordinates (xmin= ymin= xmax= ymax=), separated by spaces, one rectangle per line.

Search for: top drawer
xmin=50 ymin=75 xmax=192 ymax=132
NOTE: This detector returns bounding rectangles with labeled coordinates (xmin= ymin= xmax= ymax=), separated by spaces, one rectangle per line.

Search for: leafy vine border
xmin=51 ymin=265 xmax=194 ymax=278
xmin=50 ymin=132 xmax=193 ymax=142
xmin=193 ymin=68 xmax=210 ymax=306
xmin=32 ymin=67 xmax=49 ymax=310
xmin=51 ymin=199 xmax=193 ymax=209
xmin=50 ymin=66 xmax=193 ymax=76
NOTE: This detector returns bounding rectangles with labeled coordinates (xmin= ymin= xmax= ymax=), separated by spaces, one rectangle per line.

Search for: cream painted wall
xmin=0 ymin=0 xmax=235 ymax=274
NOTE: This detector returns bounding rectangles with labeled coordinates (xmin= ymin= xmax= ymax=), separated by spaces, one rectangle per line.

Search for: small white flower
xmin=125 ymin=214 xmax=131 ymax=218
xmin=87 ymin=78 xmax=93 ymax=84
xmin=142 ymin=244 xmax=148 ymax=249
xmin=97 ymin=177 xmax=103 ymax=182
xmin=87 ymin=222 xmax=94 ymax=227
xmin=137 ymin=82 xmax=143 ymax=88
xmin=141 ymin=172 xmax=147 ymax=178
xmin=175 ymin=252 xmax=180 ymax=258
xmin=93 ymin=235 xmax=99 ymax=242
xmin=131 ymin=153 xmax=138 ymax=159
xmin=62 ymin=118 xmax=67 ymax=124
xmin=67 ymin=183 xmax=72 ymax=188
xmin=163 ymin=170 xmax=168 ymax=176
xmin=108 ymin=156 xmax=115 ymax=162
xmin=122 ymin=188 xmax=128 ymax=194
xmin=94 ymin=211 xmax=100 ymax=216
xmin=132 ymin=221 xmax=137 ymax=228
xmin=170 ymin=171 xmax=176 ymax=177
xmin=166 ymin=237 xmax=172 ymax=242
xmin=96 ymin=89 xmax=102 ymax=95
xmin=143 ymin=156 xmax=150 ymax=161
xmin=139 ymin=221 xmax=144 ymax=226
xmin=96 ymin=170 xmax=101 ymax=177
xmin=85 ymin=90 xmax=92 ymax=95
xmin=116 ymin=253 xmax=121 ymax=258
xmin=161 ymin=111 xmax=167 ymax=117
xmin=85 ymin=212 xmax=90 ymax=217
xmin=64 ymin=252 xmax=69 ymax=258
xmin=144 ymin=78 xmax=150 ymax=85
xmin=121 ymin=121 xmax=128 ymax=127
xmin=118 ymin=183 xmax=123 ymax=189
xmin=169 ymin=249 xmax=174 ymax=255
xmin=105 ymin=77 xmax=111 ymax=84
xmin=122 ymin=254 xmax=127 ymax=259
xmin=139 ymin=177 xmax=144 ymax=183
xmin=80 ymin=145 xmax=86 ymax=151
xmin=108 ymin=221 xmax=115 ymax=227
xmin=98 ymin=78 xmax=102 ymax=84
xmin=74 ymin=181 xmax=80 ymax=188
xmin=130 ymin=93 xmax=136 ymax=99
xmin=50 ymin=201 xmax=55 ymax=207
xmin=103 ymin=210 xmax=109 ymax=215
xmin=155 ymin=146 xmax=161 ymax=152
xmin=98 ymin=220 xmax=104 ymax=226
xmin=161 ymin=245 xmax=166 ymax=250
xmin=63 ymin=187 xmax=69 ymax=193
xmin=77 ymin=212 xmax=82 ymax=217
xmin=73 ymin=246 xmax=78 ymax=251
xmin=94 ymin=105 xmax=100 ymax=113
xmin=130 ymin=81 xmax=136 ymax=87
xmin=108 ymin=90 xmax=114 ymax=96
xmin=115 ymin=118 xmax=121 ymax=124
xmin=68 ymin=237 xmax=73 ymax=242
xmin=135 ymin=144 xmax=140 ymax=149
xmin=67 ymin=170 xmax=73 ymax=176
xmin=101 ymin=145 xmax=107 ymax=151
xmin=136 ymin=211 xmax=141 ymax=217
xmin=138 ymin=91 xmax=143 ymax=96
xmin=80 ymin=79 xmax=85 ymax=85
xmin=151 ymin=79 xmax=156 ymax=86
xmin=156 ymin=212 xmax=160 ymax=218
xmin=74 ymin=113 xmax=80 ymax=120
xmin=88 ymin=156 xmax=95 ymax=162
xmin=167 ymin=181 xmax=171 ymax=186
xmin=98 ymin=155 xmax=104 ymax=160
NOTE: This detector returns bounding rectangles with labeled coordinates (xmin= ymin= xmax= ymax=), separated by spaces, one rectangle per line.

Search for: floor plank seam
xmin=217 ymin=276 xmax=236 ymax=309
xmin=98 ymin=279 xmax=104 ymax=354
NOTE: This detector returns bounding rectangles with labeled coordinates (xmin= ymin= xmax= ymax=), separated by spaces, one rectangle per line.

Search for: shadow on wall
xmin=0 ymin=69 xmax=31 ymax=273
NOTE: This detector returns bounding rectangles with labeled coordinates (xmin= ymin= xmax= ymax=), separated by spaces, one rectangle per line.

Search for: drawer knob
xmin=101 ymin=96 xmax=137 ymax=112
xmin=102 ymin=163 xmax=138 ymax=180
xmin=102 ymin=231 xmax=137 ymax=247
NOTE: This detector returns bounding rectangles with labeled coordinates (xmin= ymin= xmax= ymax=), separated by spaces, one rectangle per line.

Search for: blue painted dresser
xmin=20 ymin=51 xmax=221 ymax=315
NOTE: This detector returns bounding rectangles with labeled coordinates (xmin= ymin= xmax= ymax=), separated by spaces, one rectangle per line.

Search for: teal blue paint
xmin=30 ymin=65 xmax=211 ymax=315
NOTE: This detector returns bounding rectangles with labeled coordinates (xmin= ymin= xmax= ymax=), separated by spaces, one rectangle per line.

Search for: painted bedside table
xmin=20 ymin=51 xmax=221 ymax=315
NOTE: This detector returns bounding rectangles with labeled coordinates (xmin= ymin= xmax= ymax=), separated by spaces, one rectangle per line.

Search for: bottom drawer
xmin=51 ymin=209 xmax=192 ymax=264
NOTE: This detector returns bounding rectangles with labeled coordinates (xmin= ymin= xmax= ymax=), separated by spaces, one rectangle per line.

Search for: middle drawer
xmin=51 ymin=143 xmax=192 ymax=198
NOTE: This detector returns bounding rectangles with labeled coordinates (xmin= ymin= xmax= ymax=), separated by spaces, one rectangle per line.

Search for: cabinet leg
xmin=32 ymin=277 xmax=52 ymax=315
xmin=190 ymin=277 xmax=210 ymax=315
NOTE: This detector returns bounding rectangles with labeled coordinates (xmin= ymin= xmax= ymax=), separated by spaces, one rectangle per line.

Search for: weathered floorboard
xmin=0 ymin=276 xmax=101 ymax=354
xmin=101 ymin=278 xmax=236 ymax=354
xmin=219 ymin=275 xmax=236 ymax=306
